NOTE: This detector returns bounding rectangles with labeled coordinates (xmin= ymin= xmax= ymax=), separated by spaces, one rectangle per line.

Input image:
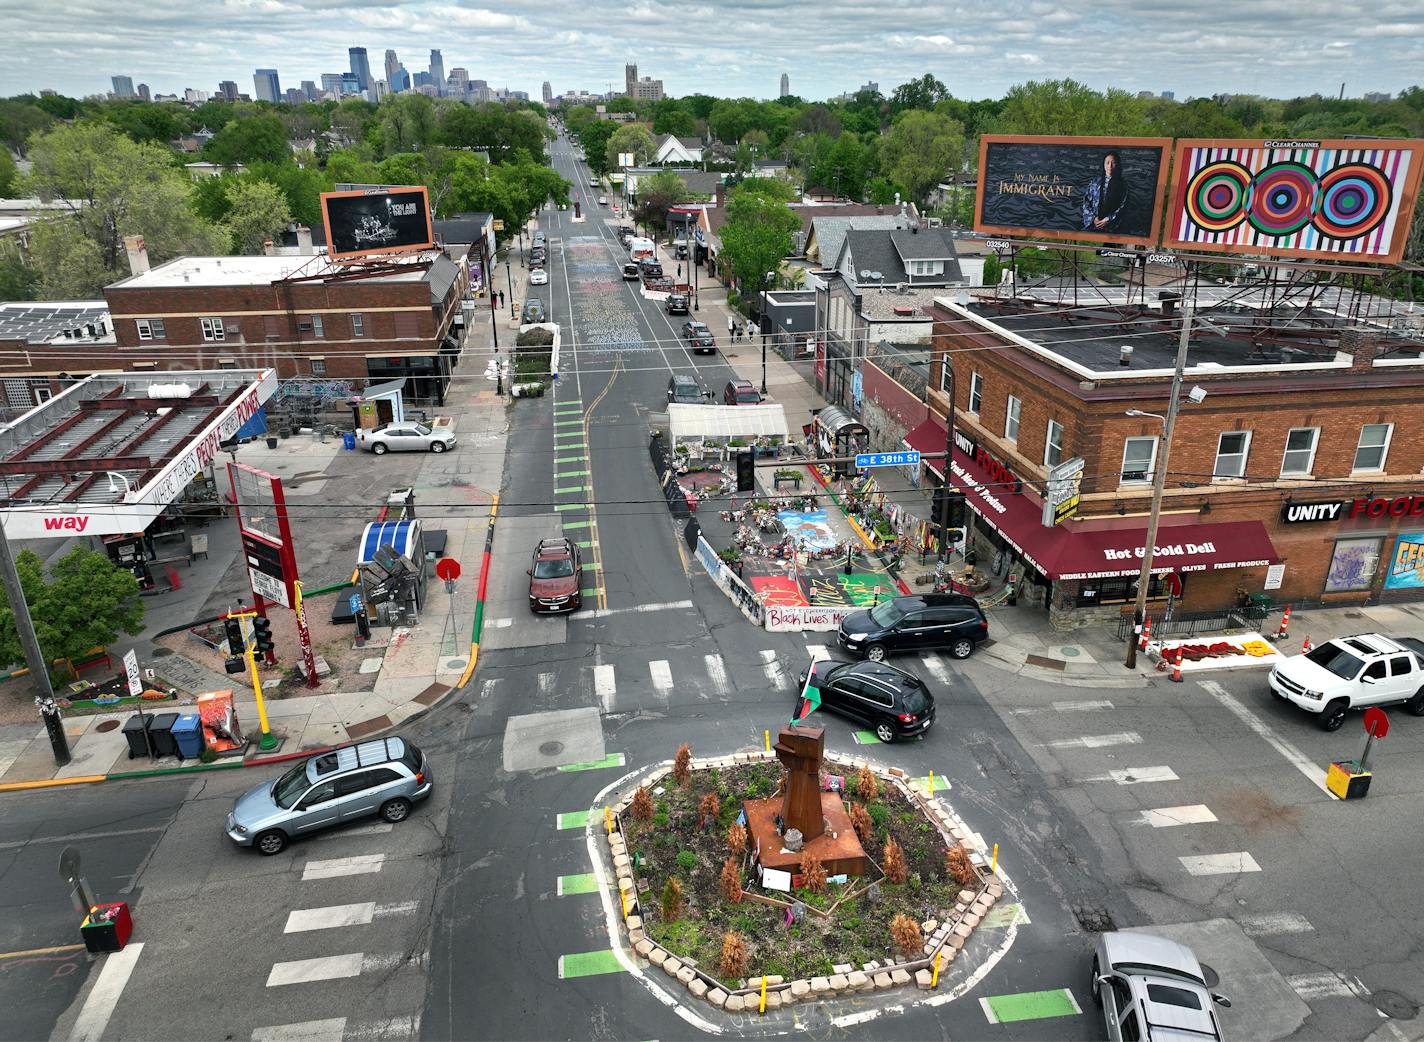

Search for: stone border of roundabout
xmin=599 ymin=748 xmax=1008 ymax=1015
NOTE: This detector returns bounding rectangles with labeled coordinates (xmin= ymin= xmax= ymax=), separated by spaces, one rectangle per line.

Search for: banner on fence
xmin=695 ymin=535 xmax=722 ymax=579
xmin=764 ymin=604 xmax=858 ymax=633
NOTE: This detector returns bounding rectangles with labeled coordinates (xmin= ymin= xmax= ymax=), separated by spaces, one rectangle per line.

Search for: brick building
xmin=94 ymin=251 xmax=468 ymax=405
xmin=910 ymin=297 xmax=1424 ymax=627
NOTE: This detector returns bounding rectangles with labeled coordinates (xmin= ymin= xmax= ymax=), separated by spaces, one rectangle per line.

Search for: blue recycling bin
xmin=342 ymin=431 xmax=356 ymax=451
xmin=171 ymin=713 xmax=203 ymax=760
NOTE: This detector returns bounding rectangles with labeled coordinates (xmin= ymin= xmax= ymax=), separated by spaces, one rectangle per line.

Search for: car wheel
xmin=1320 ymin=699 xmax=1349 ymax=732
xmin=1091 ymin=956 xmax=1102 ymax=1007
xmin=875 ymin=721 xmax=896 ymax=744
xmin=372 ymin=442 xmax=388 ymax=455
xmin=430 ymin=441 xmax=447 ymax=453
xmin=256 ymin=830 xmax=288 ymax=856
xmin=865 ymin=643 xmax=887 ymax=661
xmin=950 ymin=638 xmax=975 ymax=660
xmin=380 ymin=797 xmax=413 ymax=823
xmin=1406 ymin=687 xmax=1424 ymax=717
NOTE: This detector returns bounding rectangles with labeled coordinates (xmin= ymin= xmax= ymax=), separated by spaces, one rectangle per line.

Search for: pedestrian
xmin=728 ymin=314 xmax=735 ymax=340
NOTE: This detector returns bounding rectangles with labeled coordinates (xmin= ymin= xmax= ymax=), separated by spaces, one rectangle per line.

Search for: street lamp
xmin=1124 ymin=301 xmax=1200 ymax=669
xmin=760 ymin=271 xmax=776 ymax=395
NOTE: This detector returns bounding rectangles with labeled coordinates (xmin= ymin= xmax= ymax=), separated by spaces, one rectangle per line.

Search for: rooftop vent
xmin=1119 ymin=345 xmax=1134 ymax=367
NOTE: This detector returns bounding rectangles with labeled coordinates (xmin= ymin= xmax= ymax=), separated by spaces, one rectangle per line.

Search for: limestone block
xmin=724 ymin=995 xmax=745 ymax=1013
xmin=922 ymin=919 xmax=939 ymax=933
xmin=846 ymin=970 xmax=870 ymax=991
xmin=677 ymin=966 xmax=696 ymax=984
xmin=663 ymin=956 xmax=683 ymax=977
xmin=957 ymin=889 xmax=976 ymax=904
xmin=647 ymin=947 xmax=667 ymax=966
xmin=634 ymin=938 xmax=653 ymax=957
xmin=708 ymin=989 xmax=727 ymax=1008
xmin=890 ymin=968 xmax=912 ymax=986
xmin=628 ymin=928 xmax=643 ymax=944
xmin=811 ymin=976 xmax=831 ymax=994
xmin=873 ymin=972 xmax=893 ymax=990
xmin=625 ymin=915 xmax=642 ymax=931
xmin=790 ymin=979 xmax=811 ymax=1000
xmin=828 ymin=973 xmax=849 ymax=992
xmin=916 ymin=968 xmax=934 ymax=990
xmin=689 ymin=978 xmax=708 ymax=998
xmin=765 ymin=991 xmax=782 ymax=1010
xmin=953 ymin=922 xmax=973 ymax=938
xmin=963 ymin=911 xmax=982 ymax=929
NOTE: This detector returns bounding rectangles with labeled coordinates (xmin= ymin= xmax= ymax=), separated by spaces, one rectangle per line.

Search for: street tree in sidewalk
xmin=877 ymin=109 xmax=964 ymax=206
xmin=0 ymin=546 xmax=143 ymax=682
xmin=632 ymin=169 xmax=687 ymax=237
xmin=718 ymin=178 xmax=799 ymax=304
xmin=604 ymin=124 xmax=655 ymax=172
xmin=576 ymin=119 xmax=617 ymax=176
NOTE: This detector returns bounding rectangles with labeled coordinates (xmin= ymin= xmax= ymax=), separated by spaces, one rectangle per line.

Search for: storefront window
xmin=1324 ymin=537 xmax=1382 ymax=593
xmin=1075 ymin=573 xmax=1183 ymax=607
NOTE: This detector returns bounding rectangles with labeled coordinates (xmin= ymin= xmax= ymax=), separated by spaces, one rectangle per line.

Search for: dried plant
xmin=720 ymin=856 xmax=743 ymax=903
xmin=726 ymin=821 xmax=748 ymax=855
xmin=944 ymin=844 xmax=976 ymax=886
xmin=661 ymin=877 xmax=684 ymax=921
xmin=890 ymin=913 xmax=922 ymax=958
xmin=882 ymin=836 xmax=908 ymax=884
xmin=673 ymin=742 xmax=692 ymax=786
xmin=699 ymin=792 xmax=720 ymax=829
xmin=720 ymin=930 xmax=749 ymax=978
xmin=856 ymin=764 xmax=879 ymax=800
xmin=630 ymin=785 xmax=654 ymax=822
xmin=799 ymin=850 xmax=827 ymax=894
xmin=849 ymin=803 xmax=873 ymax=843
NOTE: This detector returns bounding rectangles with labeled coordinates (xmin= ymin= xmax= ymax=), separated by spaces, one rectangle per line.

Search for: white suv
xmin=1268 ymin=633 xmax=1424 ymax=731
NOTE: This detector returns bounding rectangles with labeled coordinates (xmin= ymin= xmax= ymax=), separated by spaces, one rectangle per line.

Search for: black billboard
xmin=975 ymin=135 xmax=1171 ymax=247
xmin=321 ymin=186 xmax=435 ymax=260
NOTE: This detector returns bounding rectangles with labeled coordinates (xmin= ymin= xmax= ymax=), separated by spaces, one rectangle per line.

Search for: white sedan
xmin=598 ymin=195 xmax=608 ymax=205
xmin=529 ymin=268 xmax=548 ymax=286
xmin=355 ymin=423 xmax=456 ymax=455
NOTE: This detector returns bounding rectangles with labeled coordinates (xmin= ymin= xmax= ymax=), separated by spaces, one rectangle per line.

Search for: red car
xmin=724 ymin=380 xmax=762 ymax=405
xmin=528 ymin=537 xmax=583 ymax=613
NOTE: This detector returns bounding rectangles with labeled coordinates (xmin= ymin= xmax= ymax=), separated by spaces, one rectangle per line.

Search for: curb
xmin=0 ymin=743 xmax=343 ymax=794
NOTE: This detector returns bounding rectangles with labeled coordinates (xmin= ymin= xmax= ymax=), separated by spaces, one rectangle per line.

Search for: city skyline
xmin=5 ymin=1 xmax=1424 ymax=102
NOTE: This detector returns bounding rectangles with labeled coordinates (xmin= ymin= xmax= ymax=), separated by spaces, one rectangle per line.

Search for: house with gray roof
xmin=834 ymin=226 xmax=964 ymax=290
xmin=804 ymin=213 xmax=912 ymax=268
xmin=654 ymin=135 xmax=704 ymax=164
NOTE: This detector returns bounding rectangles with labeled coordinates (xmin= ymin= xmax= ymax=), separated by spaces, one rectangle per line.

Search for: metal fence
xmin=1112 ymin=604 xmax=1272 ymax=642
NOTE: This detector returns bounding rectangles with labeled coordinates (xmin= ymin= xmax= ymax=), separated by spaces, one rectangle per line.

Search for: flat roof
xmin=0 ymin=302 xmax=114 ymax=345
xmin=108 ymin=252 xmax=443 ymax=290
xmin=0 ymin=369 xmax=277 ymax=536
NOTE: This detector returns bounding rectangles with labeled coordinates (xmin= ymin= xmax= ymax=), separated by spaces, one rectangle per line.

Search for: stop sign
xmin=435 ymin=558 xmax=461 ymax=582
xmin=1363 ymin=707 xmax=1390 ymax=738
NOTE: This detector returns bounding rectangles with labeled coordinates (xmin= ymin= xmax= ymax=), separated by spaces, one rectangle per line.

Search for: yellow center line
xmin=581 ymin=355 xmax=622 ymax=611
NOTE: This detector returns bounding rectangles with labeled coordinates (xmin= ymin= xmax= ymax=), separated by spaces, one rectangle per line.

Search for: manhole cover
xmin=540 ymin=741 xmax=565 ymax=756
xmin=1375 ymin=990 xmax=1419 ymax=1019
xmin=95 ymin=719 xmax=120 ymax=733
xmin=1199 ymin=962 xmax=1220 ymax=990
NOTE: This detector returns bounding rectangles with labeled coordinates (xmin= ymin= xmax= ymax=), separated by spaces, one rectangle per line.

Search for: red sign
xmin=1364 ymin=707 xmax=1390 ymax=738
xmin=435 ymin=558 xmax=461 ymax=582
xmin=1349 ymin=495 xmax=1424 ymax=520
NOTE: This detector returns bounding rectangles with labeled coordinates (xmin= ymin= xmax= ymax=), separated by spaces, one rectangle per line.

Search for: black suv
xmin=665 ymin=293 xmax=690 ymax=314
xmin=667 ymin=373 xmax=706 ymax=403
xmin=837 ymin=593 xmax=988 ymax=661
xmin=796 ymin=659 xmax=935 ymax=743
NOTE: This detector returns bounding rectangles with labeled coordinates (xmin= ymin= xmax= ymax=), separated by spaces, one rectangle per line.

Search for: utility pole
xmin=1125 ymin=300 xmax=1193 ymax=670
xmin=938 ymin=360 xmax=956 ymax=563
xmin=0 ymin=516 xmax=70 ymax=766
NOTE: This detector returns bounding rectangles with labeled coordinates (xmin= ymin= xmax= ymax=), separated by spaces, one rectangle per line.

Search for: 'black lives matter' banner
xmin=975 ymin=135 xmax=1171 ymax=247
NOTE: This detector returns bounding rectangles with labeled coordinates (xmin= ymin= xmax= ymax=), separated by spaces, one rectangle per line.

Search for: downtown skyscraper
xmin=348 ymin=46 xmax=372 ymax=91
xmin=429 ymin=49 xmax=445 ymax=96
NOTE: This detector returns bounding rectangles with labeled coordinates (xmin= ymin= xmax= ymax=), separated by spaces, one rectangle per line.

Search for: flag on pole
xmin=792 ymin=664 xmax=822 ymax=723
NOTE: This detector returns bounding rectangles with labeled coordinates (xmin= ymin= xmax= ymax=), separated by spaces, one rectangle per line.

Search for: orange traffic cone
xmin=1170 ymin=648 xmax=1184 ymax=683
xmin=1140 ymin=616 xmax=1152 ymax=652
xmin=1301 ymin=635 xmax=1312 ymax=653
xmin=1276 ymin=605 xmax=1291 ymax=640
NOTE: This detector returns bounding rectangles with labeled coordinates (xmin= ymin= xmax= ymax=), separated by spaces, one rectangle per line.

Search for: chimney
xmin=296 ymin=225 xmax=314 ymax=255
xmin=715 ymin=181 xmax=726 ymax=209
xmin=1344 ymin=326 xmax=1385 ymax=371
xmin=263 ymin=238 xmax=276 ymax=256
xmin=123 ymin=234 xmax=150 ymax=275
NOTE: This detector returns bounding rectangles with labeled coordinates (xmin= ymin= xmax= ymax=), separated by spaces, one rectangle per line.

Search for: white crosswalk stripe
xmin=311 ymin=823 xmax=392 ymax=842
xmin=760 ymin=649 xmax=784 ymax=688
xmin=1287 ymin=971 xmax=1371 ymax=1000
xmin=919 ymin=654 xmax=952 ymax=684
xmin=1052 ymin=699 xmax=1114 ymax=712
xmin=301 ymin=854 xmax=385 ymax=881
xmin=806 ymin=644 xmax=832 ymax=662
xmin=704 ymin=654 xmax=730 ymax=696
xmin=266 ymin=953 xmax=365 ymax=987
xmin=648 ymin=659 xmax=673 ymax=694
xmin=594 ymin=664 xmax=616 ymax=712
xmin=1240 ymin=912 xmax=1314 ymax=937
xmin=1137 ymin=805 xmax=1217 ymax=828
xmin=1179 ymin=852 xmax=1261 ymax=876
xmin=1082 ymin=766 xmax=1179 ymax=785
xmin=536 ymin=672 xmax=557 ymax=698
xmin=251 ymin=1019 xmax=346 ymax=1042
xmin=1047 ymin=732 xmax=1142 ymax=749
xmin=285 ymin=902 xmax=375 ymax=933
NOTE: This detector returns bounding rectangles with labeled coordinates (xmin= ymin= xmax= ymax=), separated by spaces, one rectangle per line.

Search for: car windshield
xmin=899 ymin=684 xmax=930 ymax=713
xmin=273 ymin=761 xmax=311 ymax=809
xmin=1305 ymin=643 xmax=1365 ymax=679
xmin=534 ymin=559 xmax=574 ymax=578
xmin=414 ymin=424 xmax=432 ymax=436
xmin=737 ymin=391 xmax=760 ymax=402
xmin=869 ymin=601 xmax=907 ymax=627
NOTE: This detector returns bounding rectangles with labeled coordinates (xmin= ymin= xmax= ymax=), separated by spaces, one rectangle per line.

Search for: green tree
xmin=718 ymin=179 xmax=800 ymax=302
xmin=651 ymin=102 xmax=697 ymax=138
xmin=605 ymin=124 xmax=656 ymax=171
xmin=438 ymin=104 xmax=547 ymax=163
xmin=324 ymin=148 xmax=382 ymax=188
xmin=563 ymin=105 xmax=597 ymax=137
xmin=0 ymin=99 xmax=52 ymax=156
xmin=246 ymin=160 xmax=329 ymax=228
xmin=26 ymin=122 xmax=226 ymax=295
xmin=0 ymin=546 xmax=143 ymax=675
xmin=0 ymin=147 xmax=17 ymax=197
xmin=878 ymin=109 xmax=964 ymax=205
xmin=865 ymin=175 xmax=908 ymax=205
xmin=223 ymin=178 xmax=293 ymax=254
xmin=204 ymin=113 xmax=290 ymax=165
xmin=576 ymin=119 xmax=617 ymax=176
xmin=101 ymin=101 xmax=186 ymax=144
xmin=996 ymin=78 xmax=1148 ymax=136
xmin=32 ymin=93 xmax=82 ymax=120
xmin=633 ymin=170 xmax=688 ymax=236
xmin=377 ymin=93 xmax=437 ymax=157
xmin=812 ymin=132 xmax=876 ymax=200
xmin=0 ymin=242 xmax=40 ymax=301
xmin=330 ymin=98 xmax=378 ymax=146
xmin=890 ymin=74 xmax=950 ymax=114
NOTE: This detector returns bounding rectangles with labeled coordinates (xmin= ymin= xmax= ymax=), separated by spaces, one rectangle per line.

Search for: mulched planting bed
xmin=622 ymin=759 xmax=972 ymax=982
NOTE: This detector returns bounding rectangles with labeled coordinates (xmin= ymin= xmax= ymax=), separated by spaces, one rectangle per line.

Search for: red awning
xmin=903 ymin=418 xmax=1280 ymax=580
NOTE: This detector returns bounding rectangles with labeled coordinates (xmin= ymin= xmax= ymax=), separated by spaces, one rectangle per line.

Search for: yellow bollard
xmin=928 ymin=769 xmax=934 ymax=795
xmin=931 ymin=951 xmax=942 ymax=988
xmin=620 ymin=887 xmax=628 ymax=920
xmin=604 ymin=806 xmax=613 ymax=834
xmin=991 ymin=843 xmax=999 ymax=873
xmin=764 ymin=729 xmax=770 ymax=752
xmin=760 ymin=974 xmax=767 ymax=1013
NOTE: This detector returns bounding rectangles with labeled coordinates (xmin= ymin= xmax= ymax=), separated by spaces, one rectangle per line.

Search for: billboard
xmin=975 ymin=135 xmax=1171 ymax=247
xmin=321 ymin=186 xmax=434 ymax=260
xmin=1165 ymin=139 xmax=1424 ymax=263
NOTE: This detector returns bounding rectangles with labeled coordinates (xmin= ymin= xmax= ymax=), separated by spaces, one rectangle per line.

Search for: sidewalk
xmin=0 ymin=296 xmax=510 ymax=791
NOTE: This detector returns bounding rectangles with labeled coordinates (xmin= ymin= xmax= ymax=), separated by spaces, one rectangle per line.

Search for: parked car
xmin=1268 ymin=632 xmax=1424 ymax=730
xmin=533 ymin=231 xmax=547 ymax=246
xmin=622 ymin=262 xmax=642 ymax=281
xmin=837 ymin=593 xmax=988 ymax=661
xmin=665 ymin=293 xmax=690 ymax=314
xmin=528 ymin=537 xmax=583 ymax=613
xmin=667 ymin=373 xmax=707 ymax=404
xmin=529 ymin=257 xmax=546 ymax=272
xmin=522 ymin=298 xmax=547 ymax=323
xmin=639 ymin=260 xmax=664 ymax=279
xmin=723 ymin=380 xmax=761 ymax=405
xmin=227 ymin=736 xmax=432 ymax=855
xmin=795 ymin=659 xmax=935 ymax=743
xmin=589 ymin=177 xmax=598 ymax=187
xmin=674 ymin=242 xmax=689 ymax=259
xmin=355 ymin=423 xmax=456 ymax=455
xmin=1091 ymin=930 xmax=1230 ymax=1042
xmin=682 ymin=321 xmax=716 ymax=354
xmin=529 ymin=268 xmax=548 ymax=286
xmin=598 ymin=195 xmax=608 ymax=205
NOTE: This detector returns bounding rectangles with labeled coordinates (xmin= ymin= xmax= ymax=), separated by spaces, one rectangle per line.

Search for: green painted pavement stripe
xmin=581 ymin=586 xmax=600 ymax=597
xmin=555 ymin=454 xmax=589 ymax=463
xmin=557 ymin=810 xmax=591 ymax=830
xmin=557 ymin=469 xmax=591 ymax=478
xmin=554 ymin=484 xmax=590 ymax=494
xmin=853 ymin=730 xmax=882 ymax=745
xmin=555 ymin=503 xmax=587 ymax=512
xmin=575 ymin=540 xmax=594 ymax=548
xmin=558 ymin=752 xmax=626 ymax=772
xmin=554 ymin=404 xmax=583 ymax=412
xmin=915 ymin=774 xmax=952 ymax=792
xmin=562 ymin=520 xmax=593 ymax=529
xmin=983 ymin=903 xmax=1030 ymax=929
xmin=554 ymin=419 xmax=583 ymax=427
xmin=980 ymin=988 xmax=1081 ymax=1025
xmin=557 ymin=872 xmax=600 ymax=896
xmin=558 ymin=949 xmax=623 ymax=979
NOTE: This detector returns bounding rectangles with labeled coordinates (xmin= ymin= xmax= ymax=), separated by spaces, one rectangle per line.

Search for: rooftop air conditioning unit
xmin=895 ymin=282 xmax=908 ymax=294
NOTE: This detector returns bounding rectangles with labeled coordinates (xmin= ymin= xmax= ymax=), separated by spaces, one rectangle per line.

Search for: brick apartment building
xmin=907 ymin=297 xmax=1424 ymax=627
xmin=93 ymin=250 xmax=469 ymax=405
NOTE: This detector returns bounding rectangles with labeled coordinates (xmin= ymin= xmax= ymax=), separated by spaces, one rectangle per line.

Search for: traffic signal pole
xmin=226 ymin=610 xmax=277 ymax=751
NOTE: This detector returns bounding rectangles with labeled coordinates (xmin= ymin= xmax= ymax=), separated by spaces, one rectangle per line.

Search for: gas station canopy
xmin=0 ymin=370 xmax=277 ymax=538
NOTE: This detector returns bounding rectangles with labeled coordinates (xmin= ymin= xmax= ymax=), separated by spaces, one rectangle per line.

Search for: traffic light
xmin=223 ymin=618 xmax=245 ymax=656
xmin=253 ymin=615 xmax=275 ymax=655
xmin=736 ymin=451 xmax=755 ymax=493
xmin=224 ymin=655 xmax=246 ymax=675
xmin=932 ymin=487 xmax=966 ymax=529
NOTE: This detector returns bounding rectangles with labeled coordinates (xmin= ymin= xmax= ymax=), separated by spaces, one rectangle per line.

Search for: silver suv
xmin=226 ymin=736 xmax=431 ymax=855
xmin=1092 ymin=930 xmax=1230 ymax=1041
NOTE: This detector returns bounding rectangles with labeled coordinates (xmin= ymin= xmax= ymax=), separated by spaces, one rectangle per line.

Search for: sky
xmin=4 ymin=0 xmax=1424 ymax=103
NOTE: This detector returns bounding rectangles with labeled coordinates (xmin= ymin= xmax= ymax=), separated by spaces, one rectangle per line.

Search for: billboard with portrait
xmin=1164 ymin=138 xmax=1424 ymax=263
xmin=975 ymin=135 xmax=1171 ymax=247
xmin=321 ymin=186 xmax=435 ymax=260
